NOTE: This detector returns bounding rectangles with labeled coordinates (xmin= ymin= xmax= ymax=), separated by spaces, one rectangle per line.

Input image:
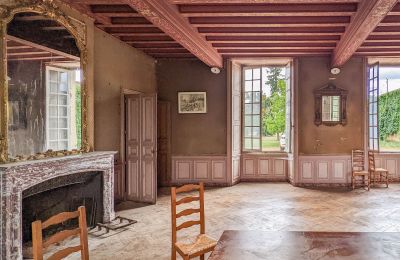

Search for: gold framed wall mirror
xmin=314 ymin=83 xmax=348 ymax=126
xmin=0 ymin=1 xmax=89 ymax=163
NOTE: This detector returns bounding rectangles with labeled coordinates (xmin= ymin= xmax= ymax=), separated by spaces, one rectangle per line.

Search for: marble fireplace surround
xmin=0 ymin=151 xmax=116 ymax=260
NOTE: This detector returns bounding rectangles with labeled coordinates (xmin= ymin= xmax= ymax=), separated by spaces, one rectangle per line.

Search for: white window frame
xmin=45 ymin=66 xmax=73 ymax=151
xmin=241 ymin=64 xmax=292 ymax=153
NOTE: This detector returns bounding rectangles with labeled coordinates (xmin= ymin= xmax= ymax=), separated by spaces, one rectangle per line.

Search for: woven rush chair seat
xmin=175 ymin=234 xmax=217 ymax=256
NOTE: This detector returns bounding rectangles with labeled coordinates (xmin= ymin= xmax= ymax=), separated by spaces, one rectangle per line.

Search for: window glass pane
xmin=50 ymin=71 xmax=58 ymax=81
xmin=49 ymin=130 xmax=57 ymax=140
xmin=252 ymin=139 xmax=260 ymax=149
xmin=49 ymin=106 xmax=57 ymax=117
xmin=244 ymin=92 xmax=252 ymax=103
xmin=49 ymin=95 xmax=58 ymax=105
xmin=49 ymin=141 xmax=58 ymax=150
xmin=245 ymin=104 xmax=252 ymax=114
xmin=245 ymin=81 xmax=252 ymax=92
xmin=50 ymin=83 xmax=58 ymax=93
xmin=253 ymin=68 xmax=260 ymax=80
xmin=59 ymin=141 xmax=68 ymax=150
xmin=58 ymin=106 xmax=68 ymax=117
xmin=373 ymin=139 xmax=378 ymax=149
xmin=245 ymin=115 xmax=252 ymax=126
xmin=253 ymin=104 xmax=260 ymax=114
xmin=245 ymin=69 xmax=252 ymax=80
xmin=49 ymin=118 xmax=57 ymax=128
xmin=244 ymin=138 xmax=252 ymax=149
xmin=252 ymin=127 xmax=260 ymax=138
xmin=253 ymin=115 xmax=260 ymax=126
xmin=253 ymin=92 xmax=260 ymax=103
xmin=59 ymin=95 xmax=68 ymax=105
xmin=59 ymin=129 xmax=68 ymax=140
xmin=59 ymin=83 xmax=68 ymax=94
xmin=244 ymin=127 xmax=252 ymax=138
xmin=252 ymin=80 xmax=261 ymax=91
xmin=59 ymin=72 xmax=68 ymax=83
xmin=58 ymin=118 xmax=68 ymax=128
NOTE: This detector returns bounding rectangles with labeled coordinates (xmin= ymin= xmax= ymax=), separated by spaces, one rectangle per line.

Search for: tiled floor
xmin=68 ymin=183 xmax=400 ymax=259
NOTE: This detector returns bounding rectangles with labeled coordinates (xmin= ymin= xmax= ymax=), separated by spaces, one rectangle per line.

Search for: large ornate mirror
xmin=314 ymin=84 xmax=348 ymax=126
xmin=0 ymin=3 xmax=89 ymax=163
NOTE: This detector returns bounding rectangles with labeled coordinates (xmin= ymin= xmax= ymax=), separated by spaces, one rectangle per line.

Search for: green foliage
xmin=379 ymin=88 xmax=400 ymax=141
xmin=75 ymin=84 xmax=82 ymax=148
xmin=262 ymin=68 xmax=286 ymax=137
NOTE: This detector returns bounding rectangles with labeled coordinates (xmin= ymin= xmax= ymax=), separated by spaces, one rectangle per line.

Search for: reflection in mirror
xmin=322 ymin=96 xmax=340 ymax=122
xmin=6 ymin=12 xmax=82 ymax=159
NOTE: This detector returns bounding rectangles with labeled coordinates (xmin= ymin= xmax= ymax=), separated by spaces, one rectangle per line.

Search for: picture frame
xmin=178 ymin=92 xmax=207 ymax=114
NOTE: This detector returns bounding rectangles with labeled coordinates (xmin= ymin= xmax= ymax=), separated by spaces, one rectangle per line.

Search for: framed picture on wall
xmin=178 ymin=92 xmax=207 ymax=114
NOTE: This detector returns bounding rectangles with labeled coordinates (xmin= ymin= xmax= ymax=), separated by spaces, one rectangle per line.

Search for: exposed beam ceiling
xmin=332 ymin=0 xmax=398 ymax=67
xmin=125 ymin=0 xmax=223 ymax=67
xmin=62 ymin=0 xmax=400 ymax=65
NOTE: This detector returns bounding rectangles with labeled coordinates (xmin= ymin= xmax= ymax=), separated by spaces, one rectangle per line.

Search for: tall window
xmin=243 ymin=65 xmax=291 ymax=152
xmin=369 ymin=63 xmax=400 ymax=152
xmin=46 ymin=67 xmax=81 ymax=151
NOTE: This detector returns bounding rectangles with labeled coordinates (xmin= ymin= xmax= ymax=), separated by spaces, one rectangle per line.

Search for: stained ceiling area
xmin=62 ymin=0 xmax=400 ymax=66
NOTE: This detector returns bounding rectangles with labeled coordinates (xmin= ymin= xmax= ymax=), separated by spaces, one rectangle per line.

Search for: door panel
xmin=125 ymin=94 xmax=157 ymax=203
xmin=125 ymin=95 xmax=140 ymax=201
xmin=141 ymin=94 xmax=157 ymax=203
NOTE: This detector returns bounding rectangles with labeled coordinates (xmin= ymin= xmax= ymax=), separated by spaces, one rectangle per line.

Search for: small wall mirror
xmin=314 ymin=84 xmax=347 ymax=126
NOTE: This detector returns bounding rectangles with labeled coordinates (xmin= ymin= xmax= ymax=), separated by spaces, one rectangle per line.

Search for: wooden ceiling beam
xmin=181 ymin=12 xmax=355 ymax=17
xmin=63 ymin=0 xmax=111 ymax=24
xmin=170 ymin=0 xmax=360 ymax=3
xmin=332 ymin=0 xmax=398 ymax=67
xmin=189 ymin=16 xmax=351 ymax=25
xmin=125 ymin=0 xmax=222 ymax=67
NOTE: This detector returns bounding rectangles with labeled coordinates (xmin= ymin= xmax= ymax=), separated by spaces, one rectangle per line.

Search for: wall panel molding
xmin=241 ymin=154 xmax=288 ymax=181
xmin=172 ymin=155 xmax=227 ymax=184
xmin=299 ymin=155 xmax=351 ymax=184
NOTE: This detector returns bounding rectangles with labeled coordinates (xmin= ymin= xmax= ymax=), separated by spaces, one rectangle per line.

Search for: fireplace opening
xmin=22 ymin=171 xmax=103 ymax=257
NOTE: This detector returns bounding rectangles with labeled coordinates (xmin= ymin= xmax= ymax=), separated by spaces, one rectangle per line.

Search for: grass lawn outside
xmin=380 ymin=139 xmax=400 ymax=152
xmin=262 ymin=135 xmax=281 ymax=151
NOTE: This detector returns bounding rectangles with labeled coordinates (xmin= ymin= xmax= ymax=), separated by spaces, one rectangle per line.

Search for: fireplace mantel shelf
xmin=1 ymin=151 xmax=117 ymax=260
xmin=0 ymin=151 xmax=117 ymax=169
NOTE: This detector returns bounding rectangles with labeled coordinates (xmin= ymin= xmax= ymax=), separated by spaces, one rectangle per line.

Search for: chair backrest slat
xmin=176 ymin=184 xmax=200 ymax=194
xmin=176 ymin=208 xmax=201 ymax=218
xmin=47 ymin=245 xmax=82 ymax=260
xmin=176 ymin=196 xmax=200 ymax=205
xmin=43 ymin=228 xmax=80 ymax=248
xmin=42 ymin=211 xmax=79 ymax=229
xmin=32 ymin=206 xmax=89 ymax=260
xmin=176 ymin=220 xmax=202 ymax=231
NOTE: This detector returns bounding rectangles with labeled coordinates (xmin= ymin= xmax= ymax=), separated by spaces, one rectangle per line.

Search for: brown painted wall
xmin=298 ymin=57 xmax=364 ymax=155
xmin=157 ymin=60 xmax=227 ymax=155
xmin=93 ymin=28 xmax=157 ymax=154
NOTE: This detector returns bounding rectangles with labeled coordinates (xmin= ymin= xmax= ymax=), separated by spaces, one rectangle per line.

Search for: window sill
xmin=376 ymin=151 xmax=400 ymax=155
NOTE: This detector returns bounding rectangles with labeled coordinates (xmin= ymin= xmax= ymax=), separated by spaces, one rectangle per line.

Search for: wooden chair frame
xmin=351 ymin=149 xmax=370 ymax=190
xmin=368 ymin=150 xmax=389 ymax=188
xmin=32 ymin=206 xmax=89 ymax=260
xmin=171 ymin=183 xmax=215 ymax=260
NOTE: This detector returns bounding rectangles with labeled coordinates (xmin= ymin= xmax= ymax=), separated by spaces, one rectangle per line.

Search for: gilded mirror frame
xmin=0 ymin=0 xmax=89 ymax=163
xmin=314 ymin=83 xmax=348 ymax=127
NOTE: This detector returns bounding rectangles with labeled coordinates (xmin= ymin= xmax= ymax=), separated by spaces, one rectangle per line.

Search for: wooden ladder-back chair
xmin=368 ymin=150 xmax=389 ymax=188
xmin=32 ymin=206 xmax=89 ymax=260
xmin=171 ymin=182 xmax=217 ymax=260
xmin=351 ymin=149 xmax=370 ymax=190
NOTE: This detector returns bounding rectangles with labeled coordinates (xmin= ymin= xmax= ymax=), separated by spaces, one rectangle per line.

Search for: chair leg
xmin=171 ymin=247 xmax=176 ymax=260
xmin=352 ymin=175 xmax=355 ymax=190
xmin=200 ymin=255 xmax=205 ymax=260
xmin=386 ymin=172 xmax=389 ymax=188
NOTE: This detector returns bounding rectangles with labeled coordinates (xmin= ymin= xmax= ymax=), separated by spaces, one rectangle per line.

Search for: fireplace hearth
xmin=0 ymin=151 xmax=116 ymax=260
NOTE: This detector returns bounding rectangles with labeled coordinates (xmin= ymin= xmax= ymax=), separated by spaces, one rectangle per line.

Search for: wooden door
xmin=125 ymin=94 xmax=157 ymax=203
xmin=140 ymin=94 xmax=157 ymax=203
xmin=157 ymin=101 xmax=171 ymax=187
